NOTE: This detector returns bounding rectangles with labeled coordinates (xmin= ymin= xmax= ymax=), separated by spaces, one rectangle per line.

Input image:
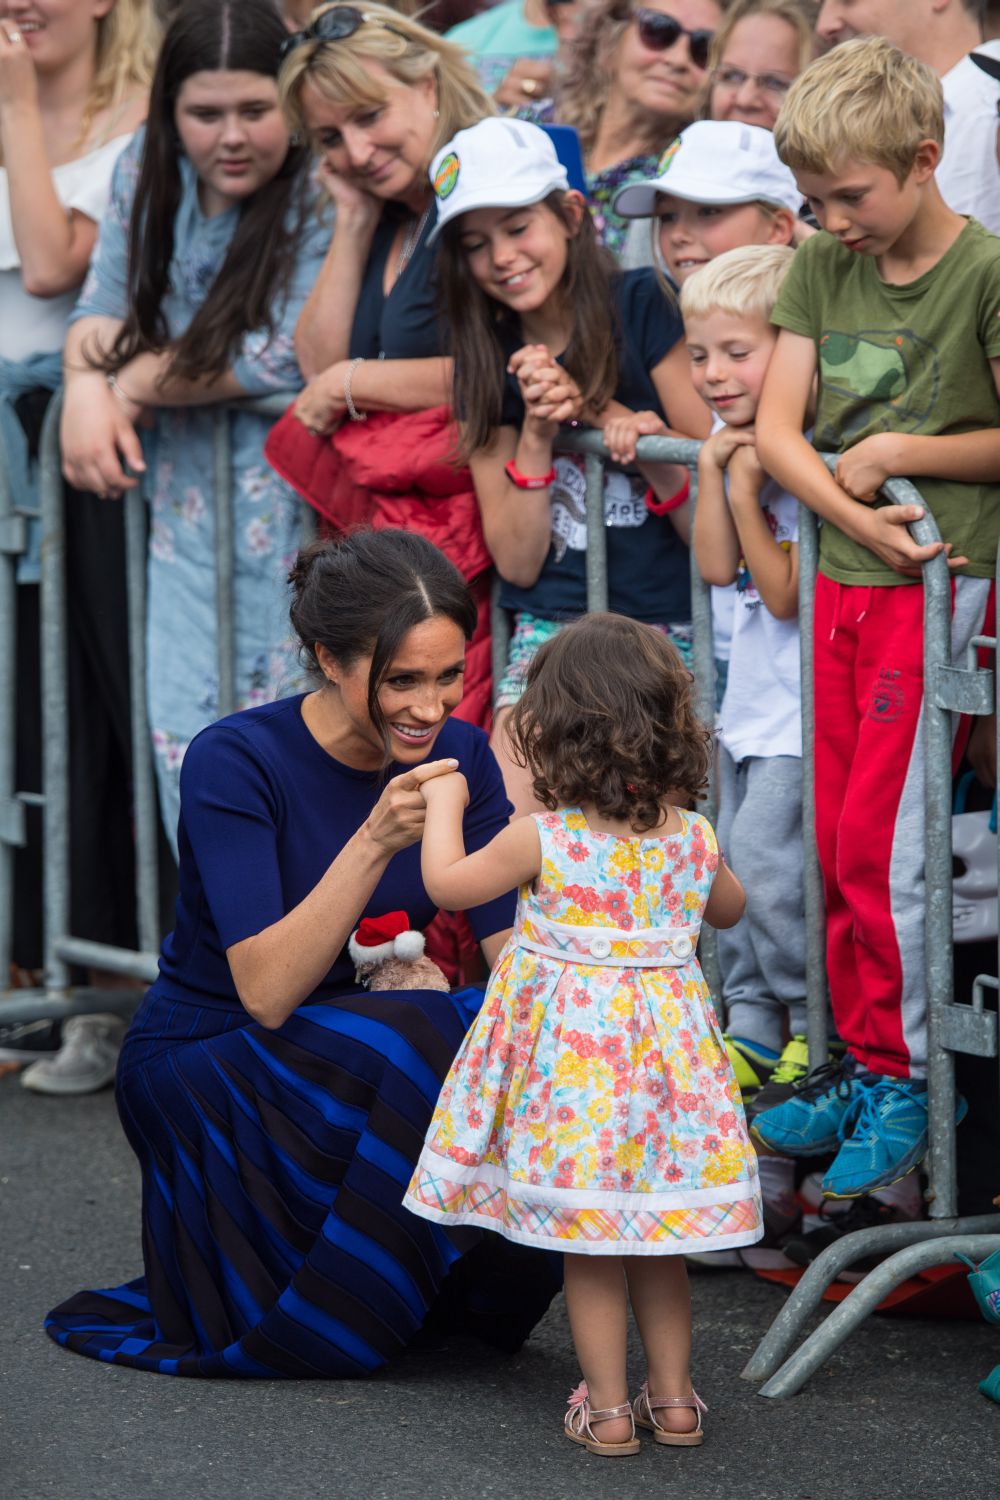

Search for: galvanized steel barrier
xmin=3 ymin=410 xmax=999 ymax=1390
xmin=0 ymin=388 xmax=296 ymax=1025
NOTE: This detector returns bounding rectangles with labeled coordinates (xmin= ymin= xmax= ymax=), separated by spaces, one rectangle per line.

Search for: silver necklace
xmin=396 ymin=207 xmax=430 ymax=277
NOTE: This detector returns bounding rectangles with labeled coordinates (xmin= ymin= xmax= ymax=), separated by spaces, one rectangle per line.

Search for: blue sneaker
xmin=751 ymin=1055 xmax=859 ymax=1157
xmin=821 ymin=1077 xmax=969 ymax=1199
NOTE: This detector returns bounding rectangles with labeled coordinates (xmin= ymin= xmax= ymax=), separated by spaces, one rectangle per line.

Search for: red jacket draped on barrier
xmin=265 ymin=403 xmax=493 ymax=731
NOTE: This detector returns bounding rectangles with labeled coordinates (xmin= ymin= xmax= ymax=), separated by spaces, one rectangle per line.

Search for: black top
xmin=349 ymin=207 xmax=443 ymax=360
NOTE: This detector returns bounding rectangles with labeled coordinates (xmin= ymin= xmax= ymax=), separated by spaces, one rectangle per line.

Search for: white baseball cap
xmin=427 ymin=118 xmax=570 ymax=244
xmin=614 ymin=120 xmax=803 ymax=220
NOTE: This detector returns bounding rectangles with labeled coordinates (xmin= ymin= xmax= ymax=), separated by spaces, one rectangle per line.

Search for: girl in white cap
xmin=613 ymin=118 xmax=802 ymax=287
xmin=428 ymin=116 xmax=710 ymax=813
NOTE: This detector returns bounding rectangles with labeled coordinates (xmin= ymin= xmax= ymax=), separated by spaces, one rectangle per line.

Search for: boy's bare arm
xmin=692 ymin=428 xmax=749 ymax=585
xmin=756 ymin=329 xmax=951 ymax=579
xmin=727 ymin=446 xmax=799 ymax=620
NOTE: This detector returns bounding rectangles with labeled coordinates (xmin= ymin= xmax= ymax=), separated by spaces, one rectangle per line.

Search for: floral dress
xmin=69 ymin=131 xmax=333 ymax=840
xmin=405 ymin=808 xmax=763 ymax=1255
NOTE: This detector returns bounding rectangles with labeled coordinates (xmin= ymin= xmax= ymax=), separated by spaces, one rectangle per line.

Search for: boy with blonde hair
xmin=686 ymin=246 xmax=814 ymax=1131
xmin=754 ymin=36 xmax=1000 ymax=1199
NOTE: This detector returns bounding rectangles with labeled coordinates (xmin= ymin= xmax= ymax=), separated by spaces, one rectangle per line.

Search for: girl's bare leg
xmin=562 ymin=1253 xmax=632 ymax=1443
xmin=625 ymin=1256 xmax=698 ymax=1433
xmin=490 ymin=707 xmax=544 ymax=819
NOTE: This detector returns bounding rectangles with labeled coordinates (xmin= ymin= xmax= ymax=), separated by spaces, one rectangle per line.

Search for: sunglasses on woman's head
xmin=279 ymin=4 xmax=408 ymax=62
xmin=633 ymin=8 xmax=714 ymax=70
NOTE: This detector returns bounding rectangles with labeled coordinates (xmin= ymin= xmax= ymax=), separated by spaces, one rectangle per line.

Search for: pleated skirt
xmin=44 ymin=986 xmax=560 ymax=1377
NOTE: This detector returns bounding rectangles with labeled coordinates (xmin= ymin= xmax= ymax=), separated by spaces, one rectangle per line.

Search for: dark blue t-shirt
xmin=497 ymin=268 xmax=691 ymax=624
xmin=152 ymin=697 xmax=515 ymax=1012
xmin=349 ymin=208 xmax=442 ymax=360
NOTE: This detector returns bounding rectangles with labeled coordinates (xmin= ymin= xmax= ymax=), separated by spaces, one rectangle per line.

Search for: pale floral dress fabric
xmin=406 ymin=808 xmax=763 ymax=1254
xmin=69 ymin=132 xmax=333 ymax=840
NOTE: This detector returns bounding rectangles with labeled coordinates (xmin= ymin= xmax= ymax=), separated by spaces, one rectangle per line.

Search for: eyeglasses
xmin=713 ymin=64 xmax=793 ymax=98
xmin=633 ymin=9 xmax=714 ymax=71
xmin=279 ymin=5 xmax=408 ymax=62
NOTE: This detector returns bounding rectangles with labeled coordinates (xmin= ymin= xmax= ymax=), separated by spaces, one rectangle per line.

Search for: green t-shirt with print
xmin=772 ymin=217 xmax=1000 ymax=586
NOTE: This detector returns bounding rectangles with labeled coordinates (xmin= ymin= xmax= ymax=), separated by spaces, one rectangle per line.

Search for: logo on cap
xmin=656 ymin=137 xmax=682 ymax=177
xmin=434 ymin=153 xmax=460 ymax=199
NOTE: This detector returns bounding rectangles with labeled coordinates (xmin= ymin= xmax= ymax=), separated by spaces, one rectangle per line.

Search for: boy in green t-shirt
xmin=753 ymin=36 xmax=1000 ymax=1200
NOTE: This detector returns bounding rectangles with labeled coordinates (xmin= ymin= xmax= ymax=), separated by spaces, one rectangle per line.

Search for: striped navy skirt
xmin=45 ymin=986 xmax=560 ymax=1376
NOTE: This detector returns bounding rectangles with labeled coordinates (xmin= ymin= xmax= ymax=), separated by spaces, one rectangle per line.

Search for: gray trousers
xmin=715 ymin=749 xmax=808 ymax=1051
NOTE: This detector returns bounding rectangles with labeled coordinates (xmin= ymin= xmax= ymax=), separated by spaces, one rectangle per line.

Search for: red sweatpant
xmin=813 ymin=573 xmax=992 ymax=1079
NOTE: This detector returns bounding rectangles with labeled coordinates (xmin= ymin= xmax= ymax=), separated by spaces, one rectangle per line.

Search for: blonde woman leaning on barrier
xmin=0 ymin=0 xmax=154 ymax=1089
xmin=60 ymin=0 xmax=333 ymax=847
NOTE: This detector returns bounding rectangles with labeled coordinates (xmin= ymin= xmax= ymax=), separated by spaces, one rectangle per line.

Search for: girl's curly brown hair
xmin=506 ymin=613 xmax=712 ymax=832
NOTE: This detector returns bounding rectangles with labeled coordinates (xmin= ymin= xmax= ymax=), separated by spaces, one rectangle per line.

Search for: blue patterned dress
xmin=406 ymin=808 xmax=763 ymax=1254
xmin=69 ymin=131 xmax=333 ymax=838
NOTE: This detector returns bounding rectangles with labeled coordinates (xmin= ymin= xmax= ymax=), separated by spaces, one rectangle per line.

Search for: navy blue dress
xmin=45 ymin=698 xmax=559 ymax=1376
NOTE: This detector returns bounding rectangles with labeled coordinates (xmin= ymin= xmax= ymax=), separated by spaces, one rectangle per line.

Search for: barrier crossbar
xmin=1 ymin=404 xmax=998 ymax=1393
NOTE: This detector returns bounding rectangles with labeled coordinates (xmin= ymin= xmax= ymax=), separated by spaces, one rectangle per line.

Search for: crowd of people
xmin=2 ymin=0 xmax=998 ymax=1434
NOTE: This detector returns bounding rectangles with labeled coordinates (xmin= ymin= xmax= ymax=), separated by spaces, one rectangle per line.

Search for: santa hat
xmin=349 ymin=910 xmax=426 ymax=966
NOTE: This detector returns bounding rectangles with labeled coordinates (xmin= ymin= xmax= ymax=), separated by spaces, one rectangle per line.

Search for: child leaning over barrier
xmin=753 ymin=36 xmax=1000 ymax=1201
xmin=404 ymin=611 xmax=761 ymax=1455
xmin=429 ymin=116 xmax=710 ymax=815
xmin=686 ymin=245 xmax=813 ymax=1117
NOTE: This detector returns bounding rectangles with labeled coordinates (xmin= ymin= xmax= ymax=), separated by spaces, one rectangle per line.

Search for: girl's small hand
xmin=364 ymin=760 xmax=459 ymax=855
xmin=700 ymin=425 xmax=756 ymax=472
xmin=0 ymin=24 xmax=38 ymax=111
xmin=604 ymin=410 xmax=666 ymax=465
xmin=420 ymin=770 xmax=469 ymax=809
xmin=293 ymin=365 xmax=348 ymax=437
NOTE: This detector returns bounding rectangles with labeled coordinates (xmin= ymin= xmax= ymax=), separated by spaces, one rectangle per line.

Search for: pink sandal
xmin=632 ymin=1381 xmax=707 ymax=1446
xmin=564 ymin=1381 xmax=641 ymax=1457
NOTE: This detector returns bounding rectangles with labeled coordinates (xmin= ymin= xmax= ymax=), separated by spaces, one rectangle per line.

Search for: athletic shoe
xmin=820 ymin=1076 xmax=964 ymax=1199
xmin=751 ymin=1053 xmax=860 ymax=1156
xmin=783 ymin=1193 xmax=911 ymax=1269
xmin=20 ymin=1013 xmax=125 ymax=1095
xmin=0 ymin=1017 xmax=62 ymax=1062
xmin=744 ymin=1035 xmax=811 ymax=1121
xmin=723 ymin=1035 xmax=779 ymax=1101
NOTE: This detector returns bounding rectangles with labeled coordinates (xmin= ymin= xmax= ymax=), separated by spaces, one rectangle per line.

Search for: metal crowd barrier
xmin=3 ymin=409 xmax=999 ymax=1391
xmin=0 ymin=388 xmax=296 ymax=1024
xmin=515 ymin=432 xmax=1000 ymax=1395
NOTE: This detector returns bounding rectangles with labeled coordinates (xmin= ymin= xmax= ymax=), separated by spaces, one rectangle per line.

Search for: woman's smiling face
xmin=300 ymin=62 xmax=438 ymax=203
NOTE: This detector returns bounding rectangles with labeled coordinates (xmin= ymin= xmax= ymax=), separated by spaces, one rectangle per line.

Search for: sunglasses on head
xmin=279 ymin=5 xmax=408 ymax=62
xmin=633 ymin=8 xmax=714 ymax=70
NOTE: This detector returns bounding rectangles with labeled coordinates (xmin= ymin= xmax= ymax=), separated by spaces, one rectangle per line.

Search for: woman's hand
xmin=61 ymin=374 xmax=146 ymax=499
xmin=293 ymin=364 xmax=349 ymax=436
xmin=316 ymin=159 xmax=383 ymax=229
xmin=363 ymin=759 xmax=460 ymax=856
xmin=0 ymin=24 xmax=38 ymax=112
xmin=604 ymin=409 xmax=667 ymax=465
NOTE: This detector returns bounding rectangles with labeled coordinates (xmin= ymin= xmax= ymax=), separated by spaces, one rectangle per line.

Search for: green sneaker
xmin=745 ymin=1035 xmax=811 ymax=1121
xmin=723 ymin=1035 xmax=779 ymax=1102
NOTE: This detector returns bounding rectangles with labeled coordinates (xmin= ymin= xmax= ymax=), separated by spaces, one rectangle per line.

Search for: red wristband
xmin=505 ymin=458 xmax=556 ymax=490
xmin=644 ymin=475 xmax=690 ymax=516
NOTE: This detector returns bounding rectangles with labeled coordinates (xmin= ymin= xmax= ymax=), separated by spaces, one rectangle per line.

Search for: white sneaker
xmin=20 ymin=1013 xmax=126 ymax=1095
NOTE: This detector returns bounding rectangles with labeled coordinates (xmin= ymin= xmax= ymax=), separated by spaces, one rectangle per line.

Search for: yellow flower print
xmin=588 ymin=1096 xmax=613 ymax=1124
xmin=564 ymin=810 xmax=588 ymax=832
xmin=643 ymin=845 xmax=665 ymax=873
xmin=616 ymin=1138 xmax=645 ymax=1174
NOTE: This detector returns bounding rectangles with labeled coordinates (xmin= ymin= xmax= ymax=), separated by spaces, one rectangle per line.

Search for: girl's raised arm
xmin=421 ymin=773 xmax=542 ymax=911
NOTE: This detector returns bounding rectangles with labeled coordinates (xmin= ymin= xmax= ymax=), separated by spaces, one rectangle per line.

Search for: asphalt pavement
xmin=3 ymin=1073 xmax=998 ymax=1500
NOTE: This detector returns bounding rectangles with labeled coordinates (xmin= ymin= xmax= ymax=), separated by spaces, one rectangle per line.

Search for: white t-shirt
xmin=0 ymin=131 xmax=134 ymax=362
xmin=939 ymin=42 xmax=1000 ymax=236
xmin=716 ymin=465 xmax=802 ymax=763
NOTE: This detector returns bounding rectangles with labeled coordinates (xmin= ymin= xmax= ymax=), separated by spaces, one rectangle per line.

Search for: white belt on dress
xmin=517 ymin=911 xmax=699 ymax=967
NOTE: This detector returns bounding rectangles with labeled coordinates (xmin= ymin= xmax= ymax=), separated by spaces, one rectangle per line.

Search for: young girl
xmin=612 ymin=118 xmax=802 ymax=287
xmin=405 ymin=612 xmax=762 ymax=1454
xmin=431 ymin=115 xmax=710 ymax=813
xmin=59 ymin=0 xmax=332 ymax=842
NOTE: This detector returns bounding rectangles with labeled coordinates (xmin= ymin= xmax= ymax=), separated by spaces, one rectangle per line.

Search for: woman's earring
xmin=433 ymin=108 xmax=440 ymax=119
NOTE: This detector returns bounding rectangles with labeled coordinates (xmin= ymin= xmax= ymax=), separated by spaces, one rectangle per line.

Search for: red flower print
xmin=666 ymin=891 xmax=681 ymax=911
xmin=556 ymin=1105 xmax=576 ymax=1124
xmin=449 ymin=1146 xmax=478 ymax=1166
xmin=468 ymin=1108 xmax=483 ymax=1128
xmin=665 ymin=1163 xmax=684 ymax=1183
xmin=526 ymin=1100 xmax=545 ymax=1122
xmin=600 ymin=1034 xmax=624 ymax=1060
xmin=665 ymin=842 xmax=681 ymax=860
xmin=678 ymin=1091 xmax=700 ymax=1111
xmin=717 ymin=1111 xmax=737 ymax=1135
xmin=565 ymin=884 xmax=603 ymax=912
xmin=570 ymin=987 xmax=592 ymax=1009
xmin=703 ymin=1134 xmax=721 ymax=1153
xmin=566 ymin=841 xmax=590 ymax=863
xmin=601 ymin=890 xmax=630 ymax=922
xmin=565 ymin=1029 xmax=598 ymax=1059
xmin=624 ymin=869 xmax=640 ymax=892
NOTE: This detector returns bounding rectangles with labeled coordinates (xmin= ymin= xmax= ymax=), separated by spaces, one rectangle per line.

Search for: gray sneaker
xmin=20 ymin=1013 xmax=126 ymax=1095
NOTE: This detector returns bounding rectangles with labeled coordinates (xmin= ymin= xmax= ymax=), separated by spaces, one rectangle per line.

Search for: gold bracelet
xmin=343 ymin=357 xmax=367 ymax=423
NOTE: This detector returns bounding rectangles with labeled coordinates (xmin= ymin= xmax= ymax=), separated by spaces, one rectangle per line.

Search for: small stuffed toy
xmin=349 ymin=910 xmax=451 ymax=993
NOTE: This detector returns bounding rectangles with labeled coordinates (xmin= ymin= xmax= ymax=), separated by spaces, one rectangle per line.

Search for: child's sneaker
xmin=783 ymin=1193 xmax=911 ymax=1270
xmin=820 ymin=1076 xmax=966 ymax=1199
xmin=744 ymin=1035 xmax=810 ymax=1121
xmin=723 ymin=1035 xmax=779 ymax=1102
xmin=751 ymin=1054 xmax=859 ymax=1156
